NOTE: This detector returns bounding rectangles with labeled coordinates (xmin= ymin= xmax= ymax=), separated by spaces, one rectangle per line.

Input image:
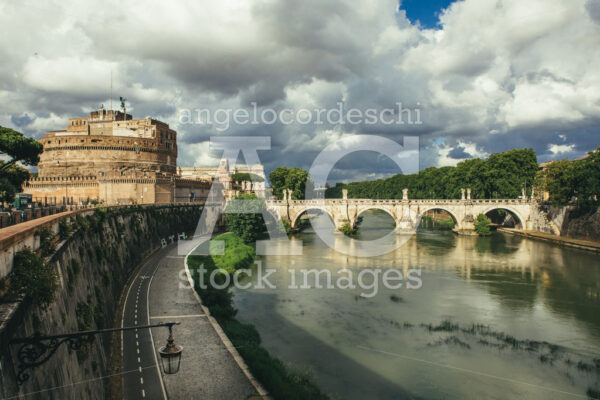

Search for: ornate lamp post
xmin=158 ymin=323 xmax=183 ymax=374
xmin=9 ymin=322 xmax=182 ymax=385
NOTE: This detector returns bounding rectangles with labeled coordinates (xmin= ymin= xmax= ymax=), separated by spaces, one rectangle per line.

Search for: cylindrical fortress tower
xmin=36 ymin=107 xmax=177 ymax=178
xmin=22 ymin=106 xmax=208 ymax=205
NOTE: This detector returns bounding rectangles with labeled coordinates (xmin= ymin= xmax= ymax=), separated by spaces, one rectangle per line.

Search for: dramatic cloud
xmin=0 ymin=0 xmax=599 ymax=182
xmin=548 ymin=143 xmax=576 ymax=156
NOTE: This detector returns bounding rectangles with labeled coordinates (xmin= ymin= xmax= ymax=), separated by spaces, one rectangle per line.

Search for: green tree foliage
xmin=35 ymin=228 xmax=55 ymax=256
xmin=325 ymin=149 xmax=539 ymax=200
xmin=0 ymin=162 xmax=31 ymax=204
xmin=269 ymin=167 xmax=312 ymax=199
xmin=474 ymin=214 xmax=492 ymax=236
xmin=536 ymin=160 xmax=574 ymax=205
xmin=536 ymin=148 xmax=600 ymax=206
xmin=224 ymin=194 xmax=267 ymax=243
xmin=231 ymin=172 xmax=265 ymax=182
xmin=0 ymin=126 xmax=42 ymax=203
xmin=0 ymin=126 xmax=43 ymax=169
xmin=8 ymin=248 xmax=58 ymax=308
xmin=338 ymin=221 xmax=358 ymax=237
xmin=482 ymin=149 xmax=539 ymax=199
xmin=568 ymin=148 xmax=600 ymax=206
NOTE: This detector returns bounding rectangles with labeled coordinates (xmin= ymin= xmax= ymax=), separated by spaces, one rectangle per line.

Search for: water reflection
xmin=233 ymin=210 xmax=600 ymax=400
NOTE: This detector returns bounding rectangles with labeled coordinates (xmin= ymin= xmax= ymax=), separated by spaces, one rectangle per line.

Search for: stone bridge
xmin=266 ymin=188 xmax=539 ymax=234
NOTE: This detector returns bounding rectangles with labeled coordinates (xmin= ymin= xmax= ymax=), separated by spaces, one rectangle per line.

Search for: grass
xmin=209 ymin=232 xmax=255 ymax=274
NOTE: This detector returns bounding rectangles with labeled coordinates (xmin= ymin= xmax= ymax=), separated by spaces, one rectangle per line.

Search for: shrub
xmin=474 ymin=214 xmax=492 ymax=236
xmin=76 ymin=301 xmax=94 ymax=331
xmin=224 ymin=194 xmax=268 ymax=244
xmin=58 ymin=218 xmax=71 ymax=240
xmin=75 ymin=214 xmax=90 ymax=230
xmin=222 ymin=318 xmax=328 ymax=400
xmin=338 ymin=219 xmax=361 ymax=237
xmin=87 ymin=207 xmax=107 ymax=232
xmin=9 ymin=248 xmax=58 ymax=308
xmin=36 ymin=227 xmax=54 ymax=256
xmin=437 ymin=218 xmax=455 ymax=230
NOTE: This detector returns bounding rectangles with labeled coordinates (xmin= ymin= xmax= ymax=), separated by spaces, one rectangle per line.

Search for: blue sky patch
xmin=400 ymin=0 xmax=457 ymax=29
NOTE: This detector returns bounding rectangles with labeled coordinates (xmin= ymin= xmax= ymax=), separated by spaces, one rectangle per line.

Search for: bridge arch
xmin=482 ymin=206 xmax=525 ymax=229
xmin=356 ymin=207 xmax=397 ymax=226
xmin=418 ymin=206 xmax=461 ymax=229
xmin=291 ymin=207 xmax=335 ymax=229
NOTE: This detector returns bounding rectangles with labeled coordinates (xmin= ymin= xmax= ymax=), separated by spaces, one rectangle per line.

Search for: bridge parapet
xmin=265 ymin=197 xmax=537 ymax=234
xmin=266 ymin=198 xmax=530 ymax=205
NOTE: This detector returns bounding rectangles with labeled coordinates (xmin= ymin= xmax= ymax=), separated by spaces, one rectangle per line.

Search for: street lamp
xmin=9 ymin=322 xmax=182 ymax=384
xmin=158 ymin=324 xmax=183 ymax=374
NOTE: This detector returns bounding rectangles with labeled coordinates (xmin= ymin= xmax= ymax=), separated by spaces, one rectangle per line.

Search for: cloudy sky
xmin=1 ymin=0 xmax=599 ymax=183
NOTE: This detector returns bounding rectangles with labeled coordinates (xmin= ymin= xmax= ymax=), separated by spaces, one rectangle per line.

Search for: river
xmin=232 ymin=210 xmax=600 ymax=399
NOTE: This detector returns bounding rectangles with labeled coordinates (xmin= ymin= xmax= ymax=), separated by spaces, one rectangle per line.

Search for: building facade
xmin=180 ymin=159 xmax=266 ymax=197
xmin=24 ymin=107 xmax=212 ymax=205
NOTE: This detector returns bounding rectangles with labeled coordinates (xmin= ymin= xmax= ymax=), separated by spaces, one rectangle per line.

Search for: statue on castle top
xmin=119 ymin=96 xmax=127 ymax=113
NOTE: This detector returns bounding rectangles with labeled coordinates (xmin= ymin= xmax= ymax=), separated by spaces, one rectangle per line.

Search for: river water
xmin=232 ymin=210 xmax=600 ymax=399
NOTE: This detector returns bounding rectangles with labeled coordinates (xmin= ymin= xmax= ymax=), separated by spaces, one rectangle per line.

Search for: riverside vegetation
xmin=190 ymin=195 xmax=328 ymax=399
xmin=188 ymin=233 xmax=329 ymax=400
xmin=474 ymin=214 xmax=492 ymax=236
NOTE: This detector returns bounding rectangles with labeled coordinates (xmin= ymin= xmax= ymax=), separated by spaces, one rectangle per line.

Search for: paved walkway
xmin=147 ymin=244 xmax=265 ymax=399
xmin=499 ymin=228 xmax=600 ymax=252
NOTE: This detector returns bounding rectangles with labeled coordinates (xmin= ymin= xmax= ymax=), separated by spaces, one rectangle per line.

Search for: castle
xmin=23 ymin=105 xmax=267 ymax=205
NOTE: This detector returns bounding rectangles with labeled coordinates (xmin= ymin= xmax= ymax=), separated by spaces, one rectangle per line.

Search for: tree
xmin=474 ymin=214 xmax=492 ymax=236
xmin=569 ymin=149 xmax=600 ymax=205
xmin=0 ymin=126 xmax=42 ymax=203
xmin=224 ymin=194 xmax=267 ymax=243
xmin=0 ymin=126 xmax=43 ymax=170
xmin=231 ymin=173 xmax=265 ymax=182
xmin=535 ymin=160 xmax=573 ymax=205
xmin=482 ymin=149 xmax=538 ymax=198
xmin=534 ymin=148 xmax=600 ymax=206
xmin=0 ymin=162 xmax=31 ymax=204
xmin=324 ymin=148 xmax=538 ymax=200
xmin=450 ymin=158 xmax=486 ymax=198
xmin=269 ymin=167 xmax=312 ymax=200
